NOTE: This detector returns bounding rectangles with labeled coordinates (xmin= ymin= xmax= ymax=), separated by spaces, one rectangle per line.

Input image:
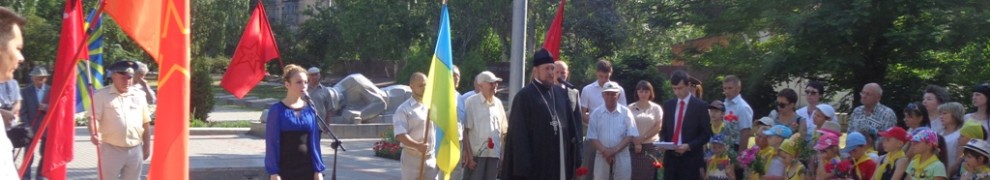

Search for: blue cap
xmin=762 ymin=125 xmax=792 ymax=138
xmin=842 ymin=132 xmax=867 ymax=153
xmin=710 ymin=134 xmax=726 ymax=144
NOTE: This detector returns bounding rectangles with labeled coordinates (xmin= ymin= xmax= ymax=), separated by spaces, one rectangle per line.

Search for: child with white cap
xmin=961 ymin=139 xmax=990 ymax=180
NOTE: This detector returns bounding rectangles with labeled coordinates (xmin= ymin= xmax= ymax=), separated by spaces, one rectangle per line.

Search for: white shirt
xmin=587 ymin=105 xmax=638 ymax=148
xmin=580 ymin=81 xmax=627 ymax=111
xmin=392 ymin=98 xmax=434 ymax=154
xmin=0 ymin=115 xmax=17 ymax=178
xmin=724 ymin=95 xmax=754 ymax=131
xmin=943 ymin=129 xmax=961 ymax=170
xmin=464 ymin=94 xmax=507 ymax=158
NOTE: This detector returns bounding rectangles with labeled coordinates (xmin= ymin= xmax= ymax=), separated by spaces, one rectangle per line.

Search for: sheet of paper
xmin=652 ymin=141 xmax=677 ymax=150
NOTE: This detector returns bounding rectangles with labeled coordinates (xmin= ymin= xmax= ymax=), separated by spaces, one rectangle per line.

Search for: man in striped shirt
xmin=587 ymin=81 xmax=638 ymax=180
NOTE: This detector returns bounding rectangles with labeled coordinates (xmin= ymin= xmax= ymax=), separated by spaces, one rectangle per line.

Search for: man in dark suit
xmin=659 ymin=70 xmax=711 ymax=179
xmin=19 ymin=66 xmax=49 ymax=180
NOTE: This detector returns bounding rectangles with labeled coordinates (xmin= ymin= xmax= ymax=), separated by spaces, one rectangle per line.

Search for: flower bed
xmin=373 ymin=127 xmax=401 ymax=160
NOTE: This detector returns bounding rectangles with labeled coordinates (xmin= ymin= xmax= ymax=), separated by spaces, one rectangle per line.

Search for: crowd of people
xmin=263 ymin=42 xmax=990 ymax=180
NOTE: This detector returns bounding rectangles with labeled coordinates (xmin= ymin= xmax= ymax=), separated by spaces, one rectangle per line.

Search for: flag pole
xmin=17 ymin=0 xmax=105 ymax=178
xmin=84 ymin=60 xmax=105 ymax=180
xmin=418 ymin=109 xmax=433 ymax=180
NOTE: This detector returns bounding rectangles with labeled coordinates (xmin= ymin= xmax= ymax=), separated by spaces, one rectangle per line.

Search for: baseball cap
xmin=757 ymin=117 xmax=774 ymax=126
xmin=709 ymin=100 xmax=725 ymax=111
xmin=842 ymin=132 xmax=867 ymax=154
xmin=816 ymin=104 xmax=836 ymax=120
xmin=965 ymin=139 xmax=990 ymax=159
xmin=814 ymin=133 xmax=840 ymax=151
xmin=475 ymin=71 xmax=502 ymax=83
xmin=710 ymin=134 xmax=726 ymax=145
xmin=879 ymin=127 xmax=909 ymax=142
xmin=961 ymin=120 xmax=986 ymax=140
xmin=307 ymin=67 xmax=321 ymax=74
xmin=779 ymin=138 xmax=799 ymax=155
xmin=817 ymin=121 xmax=841 ymax=136
xmin=763 ymin=125 xmax=792 ymax=138
xmin=602 ymin=82 xmax=621 ymax=93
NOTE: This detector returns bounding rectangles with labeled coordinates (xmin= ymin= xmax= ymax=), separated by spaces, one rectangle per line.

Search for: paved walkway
xmin=15 ymin=128 xmax=400 ymax=180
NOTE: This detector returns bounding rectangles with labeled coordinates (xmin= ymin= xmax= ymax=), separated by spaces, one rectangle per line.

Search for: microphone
xmin=558 ymin=77 xmax=575 ymax=89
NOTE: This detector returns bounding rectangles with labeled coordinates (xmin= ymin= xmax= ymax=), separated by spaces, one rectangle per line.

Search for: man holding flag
xmin=0 ymin=6 xmax=25 ymax=179
xmin=90 ymin=60 xmax=153 ymax=180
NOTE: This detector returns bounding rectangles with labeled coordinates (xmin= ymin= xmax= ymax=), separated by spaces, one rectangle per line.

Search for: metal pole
xmin=507 ymin=0 xmax=527 ymax=108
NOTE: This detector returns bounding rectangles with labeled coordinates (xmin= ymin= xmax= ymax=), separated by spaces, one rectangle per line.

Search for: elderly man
xmin=0 ymin=7 xmax=26 ymax=178
xmin=306 ymin=67 xmax=335 ymax=124
xmin=578 ymin=59 xmax=625 ymax=179
xmin=19 ymin=67 xmax=49 ymax=179
xmin=91 ymin=60 xmax=153 ymax=180
xmin=587 ymin=81 xmax=638 ymax=180
xmin=847 ymin=83 xmax=897 ymax=134
xmin=393 ymin=72 xmax=438 ymax=180
xmin=462 ymin=71 xmax=507 ymax=180
xmin=132 ymin=61 xmax=156 ymax=105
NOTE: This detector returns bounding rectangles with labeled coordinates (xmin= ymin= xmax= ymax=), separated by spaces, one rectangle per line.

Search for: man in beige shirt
xmin=89 ymin=60 xmax=152 ymax=180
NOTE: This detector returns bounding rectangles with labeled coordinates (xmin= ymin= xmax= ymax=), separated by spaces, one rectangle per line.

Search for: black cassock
xmin=500 ymin=80 xmax=583 ymax=180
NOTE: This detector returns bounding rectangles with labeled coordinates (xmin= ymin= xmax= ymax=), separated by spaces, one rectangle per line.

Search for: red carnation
xmin=576 ymin=166 xmax=589 ymax=176
xmin=724 ymin=111 xmax=739 ymax=122
xmin=652 ymin=161 xmax=664 ymax=169
xmin=487 ymin=137 xmax=495 ymax=149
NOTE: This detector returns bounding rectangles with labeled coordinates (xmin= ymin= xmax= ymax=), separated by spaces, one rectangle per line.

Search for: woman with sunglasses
xmin=797 ymin=81 xmax=831 ymax=140
xmin=772 ymin=88 xmax=806 ymax=139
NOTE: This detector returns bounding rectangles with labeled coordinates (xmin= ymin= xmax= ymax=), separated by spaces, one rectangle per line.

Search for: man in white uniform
xmin=393 ymin=72 xmax=437 ymax=180
xmin=587 ymin=82 xmax=638 ymax=180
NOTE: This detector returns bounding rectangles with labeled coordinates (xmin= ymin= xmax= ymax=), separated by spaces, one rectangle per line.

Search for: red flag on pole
xmin=542 ymin=0 xmax=566 ymax=61
xmin=105 ymin=0 xmax=192 ymax=179
xmin=20 ymin=0 xmax=84 ymax=179
xmin=220 ymin=2 xmax=280 ymax=99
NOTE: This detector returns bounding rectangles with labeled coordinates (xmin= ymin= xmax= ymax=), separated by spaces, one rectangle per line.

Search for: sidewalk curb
xmin=189 ymin=127 xmax=250 ymax=136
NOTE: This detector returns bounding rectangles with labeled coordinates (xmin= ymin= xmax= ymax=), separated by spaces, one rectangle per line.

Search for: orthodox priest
xmin=500 ymin=48 xmax=583 ymax=180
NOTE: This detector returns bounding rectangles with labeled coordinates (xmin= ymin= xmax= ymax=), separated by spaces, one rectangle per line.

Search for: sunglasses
xmin=777 ymin=102 xmax=789 ymax=108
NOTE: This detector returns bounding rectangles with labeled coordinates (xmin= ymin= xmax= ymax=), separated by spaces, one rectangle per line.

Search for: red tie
xmin=673 ymin=100 xmax=686 ymax=144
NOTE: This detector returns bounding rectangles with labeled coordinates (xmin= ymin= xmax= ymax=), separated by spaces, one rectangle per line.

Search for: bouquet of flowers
xmin=738 ymin=146 xmax=765 ymax=176
xmin=825 ymin=159 xmax=855 ymax=179
xmin=724 ymin=111 xmax=739 ymax=122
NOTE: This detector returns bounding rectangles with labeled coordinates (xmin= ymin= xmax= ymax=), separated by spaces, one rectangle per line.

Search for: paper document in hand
xmin=653 ymin=141 xmax=677 ymax=150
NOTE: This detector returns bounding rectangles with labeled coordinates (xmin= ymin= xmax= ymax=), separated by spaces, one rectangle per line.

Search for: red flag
xmin=19 ymin=0 xmax=84 ymax=179
xmin=105 ymin=0 xmax=192 ymax=179
xmin=221 ymin=2 xmax=280 ymax=99
xmin=542 ymin=0 xmax=566 ymax=61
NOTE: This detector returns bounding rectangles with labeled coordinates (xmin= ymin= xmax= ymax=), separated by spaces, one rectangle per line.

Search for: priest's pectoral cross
xmin=550 ymin=120 xmax=560 ymax=135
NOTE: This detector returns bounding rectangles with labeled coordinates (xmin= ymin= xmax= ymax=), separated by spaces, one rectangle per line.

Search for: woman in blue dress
xmin=265 ymin=64 xmax=326 ymax=180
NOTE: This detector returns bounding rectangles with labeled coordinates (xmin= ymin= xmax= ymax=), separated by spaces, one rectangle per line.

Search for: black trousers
xmin=662 ymin=151 xmax=703 ymax=180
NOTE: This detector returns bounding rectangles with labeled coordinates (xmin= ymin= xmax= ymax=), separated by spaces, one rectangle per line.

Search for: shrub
xmin=190 ymin=57 xmax=216 ymax=122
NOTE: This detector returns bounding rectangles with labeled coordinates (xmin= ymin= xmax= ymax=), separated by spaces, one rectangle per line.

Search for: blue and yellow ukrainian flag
xmin=75 ymin=8 xmax=104 ymax=113
xmin=421 ymin=4 xmax=460 ymax=180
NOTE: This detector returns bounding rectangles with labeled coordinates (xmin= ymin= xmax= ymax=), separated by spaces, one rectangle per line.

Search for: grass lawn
xmin=210 ymin=76 xmax=286 ymax=100
xmin=189 ymin=120 xmax=253 ymax=128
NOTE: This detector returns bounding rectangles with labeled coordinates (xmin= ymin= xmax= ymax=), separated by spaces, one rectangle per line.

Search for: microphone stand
xmin=304 ymin=93 xmax=346 ymax=180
